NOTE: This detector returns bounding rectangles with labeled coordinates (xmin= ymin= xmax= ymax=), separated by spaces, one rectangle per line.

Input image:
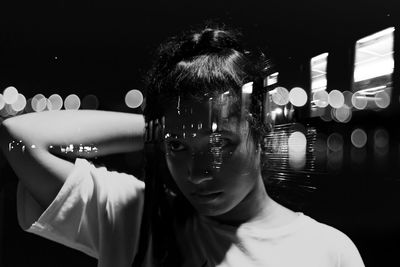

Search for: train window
xmin=264 ymin=72 xmax=279 ymax=87
xmin=352 ymin=27 xmax=395 ymax=110
xmin=310 ymin=52 xmax=329 ymax=117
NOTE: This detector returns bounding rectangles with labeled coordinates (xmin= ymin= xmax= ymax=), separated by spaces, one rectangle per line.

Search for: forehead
xmin=164 ymin=96 xmax=242 ymax=134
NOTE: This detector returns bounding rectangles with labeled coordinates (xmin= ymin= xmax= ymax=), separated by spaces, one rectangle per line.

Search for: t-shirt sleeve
xmin=336 ymin=231 xmax=365 ymax=267
xmin=16 ymin=158 xmax=145 ymax=266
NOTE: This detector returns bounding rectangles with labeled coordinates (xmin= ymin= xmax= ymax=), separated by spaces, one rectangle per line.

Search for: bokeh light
xmin=0 ymin=94 xmax=5 ymax=110
xmin=374 ymin=128 xmax=389 ymax=148
xmin=330 ymin=108 xmax=339 ymax=123
xmin=5 ymin=104 xmax=18 ymax=116
xmin=32 ymin=94 xmax=47 ymax=112
xmin=334 ymin=104 xmax=352 ymax=123
xmin=352 ymin=92 xmax=368 ymax=110
xmin=0 ymin=106 xmax=8 ymax=117
xmin=328 ymin=90 xmax=344 ymax=108
xmin=289 ymin=87 xmax=307 ymax=107
xmin=342 ymin=91 xmax=353 ymax=108
xmin=82 ymin=94 xmax=99 ymax=109
xmin=271 ymin=86 xmax=289 ymax=106
xmin=312 ymin=90 xmax=329 ymax=108
xmin=288 ymin=131 xmax=307 ymax=152
xmin=3 ymin=86 xmax=19 ymax=104
xmin=274 ymin=107 xmax=283 ymax=115
xmin=125 ymin=89 xmax=143 ymax=108
xmin=375 ymin=91 xmax=390 ymax=109
xmin=320 ymin=108 xmax=332 ymax=122
xmin=64 ymin=94 xmax=81 ymax=110
xmin=351 ymin=128 xmax=367 ymax=148
xmin=47 ymin=94 xmax=63 ymax=111
xmin=11 ymin=94 xmax=27 ymax=112
xmin=327 ymin=133 xmax=343 ymax=152
xmin=288 ymin=131 xmax=307 ymax=170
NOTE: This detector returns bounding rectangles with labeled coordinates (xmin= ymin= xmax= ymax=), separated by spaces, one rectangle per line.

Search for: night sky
xmin=0 ymin=0 xmax=396 ymax=111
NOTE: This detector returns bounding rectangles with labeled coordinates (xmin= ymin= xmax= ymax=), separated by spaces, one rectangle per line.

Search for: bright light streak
xmin=351 ymin=92 xmax=368 ymax=110
xmin=3 ymin=86 xmax=19 ymax=104
xmin=328 ymin=90 xmax=344 ymax=108
xmin=271 ymin=86 xmax=289 ymax=106
xmin=125 ymin=89 xmax=144 ymax=108
xmin=64 ymin=94 xmax=81 ymax=110
xmin=357 ymin=27 xmax=395 ymax=44
xmin=47 ymin=94 xmax=63 ymax=110
xmin=357 ymin=85 xmax=386 ymax=95
xmin=351 ymin=128 xmax=367 ymax=148
xmin=32 ymin=94 xmax=47 ymax=112
xmin=289 ymin=87 xmax=307 ymax=107
xmin=11 ymin=94 xmax=27 ymax=112
xmin=311 ymin=52 xmax=329 ymax=62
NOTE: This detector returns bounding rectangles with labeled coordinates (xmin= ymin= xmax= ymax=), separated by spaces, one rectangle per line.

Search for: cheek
xmin=165 ymin=154 xmax=189 ymax=186
xmin=218 ymin=147 xmax=259 ymax=188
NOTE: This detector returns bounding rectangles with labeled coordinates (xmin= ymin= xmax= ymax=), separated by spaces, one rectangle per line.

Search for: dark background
xmin=1 ymin=0 xmax=399 ymax=266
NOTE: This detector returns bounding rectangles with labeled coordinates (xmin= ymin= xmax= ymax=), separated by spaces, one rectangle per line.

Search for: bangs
xmin=168 ymin=50 xmax=247 ymax=99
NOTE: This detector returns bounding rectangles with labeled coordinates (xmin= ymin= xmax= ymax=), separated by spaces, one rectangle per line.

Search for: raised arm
xmin=0 ymin=110 xmax=145 ymax=209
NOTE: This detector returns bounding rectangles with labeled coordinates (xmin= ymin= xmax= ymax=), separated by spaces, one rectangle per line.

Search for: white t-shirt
xmin=17 ymin=158 xmax=365 ymax=267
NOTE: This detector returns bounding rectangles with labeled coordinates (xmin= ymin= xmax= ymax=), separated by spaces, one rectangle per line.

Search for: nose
xmin=187 ymin=150 xmax=213 ymax=184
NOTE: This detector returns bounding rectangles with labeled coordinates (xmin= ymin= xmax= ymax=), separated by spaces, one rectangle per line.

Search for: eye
xmin=167 ymin=140 xmax=187 ymax=152
xmin=220 ymin=138 xmax=233 ymax=147
xmin=209 ymin=135 xmax=235 ymax=148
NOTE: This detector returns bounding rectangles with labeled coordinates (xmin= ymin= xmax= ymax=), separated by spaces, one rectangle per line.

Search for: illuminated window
xmin=353 ymin=27 xmax=395 ymax=110
xmin=264 ymin=72 xmax=279 ymax=87
xmin=310 ymin=53 xmax=328 ymax=117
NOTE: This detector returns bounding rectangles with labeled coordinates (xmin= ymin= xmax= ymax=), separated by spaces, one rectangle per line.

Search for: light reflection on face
xmin=163 ymin=96 xmax=261 ymax=217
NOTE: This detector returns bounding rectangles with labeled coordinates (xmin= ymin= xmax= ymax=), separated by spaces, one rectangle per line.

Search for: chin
xmin=192 ymin=201 xmax=234 ymax=218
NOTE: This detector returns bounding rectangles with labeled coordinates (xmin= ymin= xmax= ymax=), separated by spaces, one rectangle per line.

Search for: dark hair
xmin=134 ymin=23 xmax=272 ymax=266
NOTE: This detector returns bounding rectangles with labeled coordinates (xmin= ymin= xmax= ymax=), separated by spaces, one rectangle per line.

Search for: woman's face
xmin=163 ymin=97 xmax=262 ymax=218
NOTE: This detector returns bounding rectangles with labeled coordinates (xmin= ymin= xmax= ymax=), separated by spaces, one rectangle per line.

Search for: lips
xmin=191 ymin=190 xmax=222 ymax=196
xmin=190 ymin=191 xmax=223 ymax=202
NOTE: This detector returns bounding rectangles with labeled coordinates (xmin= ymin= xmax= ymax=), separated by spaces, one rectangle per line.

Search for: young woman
xmin=0 ymin=25 xmax=364 ymax=267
